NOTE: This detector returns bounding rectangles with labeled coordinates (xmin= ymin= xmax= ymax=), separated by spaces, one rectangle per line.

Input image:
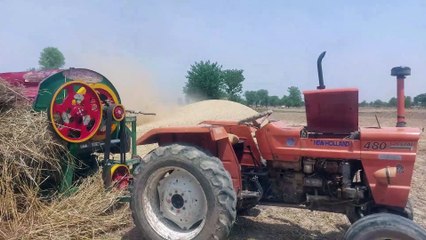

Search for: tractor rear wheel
xmin=343 ymin=213 xmax=426 ymax=240
xmin=131 ymin=144 xmax=237 ymax=240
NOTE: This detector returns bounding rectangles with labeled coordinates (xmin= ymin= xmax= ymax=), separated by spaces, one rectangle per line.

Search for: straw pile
xmin=0 ymin=81 xmax=130 ymax=239
xmin=1 ymin=174 xmax=130 ymax=240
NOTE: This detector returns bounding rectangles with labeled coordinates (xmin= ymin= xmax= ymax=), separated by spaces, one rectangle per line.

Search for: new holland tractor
xmin=131 ymin=53 xmax=425 ymax=239
xmin=0 ymin=68 xmax=141 ymax=192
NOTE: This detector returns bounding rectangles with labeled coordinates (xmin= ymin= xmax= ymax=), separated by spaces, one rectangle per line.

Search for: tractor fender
xmin=136 ymin=126 xmax=243 ymax=194
xmin=360 ymin=127 xmax=421 ymax=208
xmin=137 ymin=126 xmax=228 ymax=145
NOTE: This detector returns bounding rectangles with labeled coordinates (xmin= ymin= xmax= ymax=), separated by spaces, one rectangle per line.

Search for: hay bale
xmin=0 ymin=81 xmax=26 ymax=112
xmin=0 ymin=83 xmax=64 ymax=220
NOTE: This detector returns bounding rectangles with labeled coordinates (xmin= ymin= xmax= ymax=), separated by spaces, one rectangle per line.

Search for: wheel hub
xmin=171 ymin=194 xmax=184 ymax=209
xmin=157 ymin=169 xmax=207 ymax=230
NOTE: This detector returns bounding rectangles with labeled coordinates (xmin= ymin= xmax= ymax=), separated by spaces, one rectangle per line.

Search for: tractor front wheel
xmin=346 ymin=199 xmax=414 ymax=224
xmin=131 ymin=144 xmax=237 ymax=240
xmin=343 ymin=213 xmax=426 ymax=240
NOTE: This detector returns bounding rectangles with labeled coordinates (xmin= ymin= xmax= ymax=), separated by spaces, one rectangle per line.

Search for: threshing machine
xmin=0 ymin=68 xmax=141 ymax=192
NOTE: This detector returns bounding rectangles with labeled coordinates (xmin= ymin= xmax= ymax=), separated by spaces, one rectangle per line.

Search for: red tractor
xmin=131 ymin=53 xmax=424 ymax=240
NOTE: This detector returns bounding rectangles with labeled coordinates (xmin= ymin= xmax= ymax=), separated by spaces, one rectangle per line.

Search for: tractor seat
xmin=228 ymin=133 xmax=240 ymax=145
xmin=228 ymin=133 xmax=245 ymax=161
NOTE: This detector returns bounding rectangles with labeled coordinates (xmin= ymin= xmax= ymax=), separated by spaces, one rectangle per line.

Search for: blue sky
xmin=1 ymin=0 xmax=425 ymax=106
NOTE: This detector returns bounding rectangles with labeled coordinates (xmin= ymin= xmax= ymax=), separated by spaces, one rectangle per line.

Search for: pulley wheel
xmin=91 ymin=83 xmax=120 ymax=141
xmin=49 ymin=81 xmax=102 ymax=143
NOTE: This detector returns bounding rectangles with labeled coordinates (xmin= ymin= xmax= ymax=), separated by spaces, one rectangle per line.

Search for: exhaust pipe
xmin=317 ymin=51 xmax=326 ymax=90
xmin=391 ymin=66 xmax=411 ymax=127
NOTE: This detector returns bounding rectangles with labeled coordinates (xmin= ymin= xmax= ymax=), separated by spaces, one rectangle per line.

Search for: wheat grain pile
xmin=0 ymin=82 xmax=130 ymax=240
xmin=136 ymin=100 xmax=258 ymax=156
xmin=137 ymin=100 xmax=257 ymax=132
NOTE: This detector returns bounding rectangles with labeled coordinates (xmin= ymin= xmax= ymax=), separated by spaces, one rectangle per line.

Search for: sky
xmin=1 ymin=0 xmax=425 ymax=107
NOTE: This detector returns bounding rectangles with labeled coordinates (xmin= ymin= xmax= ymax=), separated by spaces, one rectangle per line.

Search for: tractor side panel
xmin=360 ymin=127 xmax=421 ymax=208
xmin=137 ymin=127 xmax=242 ymax=194
xmin=256 ymin=121 xmax=304 ymax=161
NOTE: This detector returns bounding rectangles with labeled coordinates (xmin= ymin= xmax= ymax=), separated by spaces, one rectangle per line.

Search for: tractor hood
xmin=304 ymin=88 xmax=359 ymax=134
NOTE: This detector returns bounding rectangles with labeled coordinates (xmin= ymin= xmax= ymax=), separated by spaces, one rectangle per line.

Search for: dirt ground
xmin=123 ymin=107 xmax=426 ymax=240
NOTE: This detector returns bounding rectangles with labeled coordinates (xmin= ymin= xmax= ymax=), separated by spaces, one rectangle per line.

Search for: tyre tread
xmin=131 ymin=144 xmax=236 ymax=240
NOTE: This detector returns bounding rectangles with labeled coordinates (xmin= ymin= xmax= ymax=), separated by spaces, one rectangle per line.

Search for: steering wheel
xmin=49 ymin=81 xmax=103 ymax=143
xmin=238 ymin=110 xmax=273 ymax=127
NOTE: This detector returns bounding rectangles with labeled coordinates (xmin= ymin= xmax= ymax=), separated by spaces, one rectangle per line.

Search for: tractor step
xmin=241 ymin=190 xmax=261 ymax=199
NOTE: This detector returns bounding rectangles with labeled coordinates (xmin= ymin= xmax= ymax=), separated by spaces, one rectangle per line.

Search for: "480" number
xmin=363 ymin=142 xmax=387 ymax=150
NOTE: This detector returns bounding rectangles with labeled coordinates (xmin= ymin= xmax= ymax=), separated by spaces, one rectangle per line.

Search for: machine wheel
xmin=131 ymin=144 xmax=237 ymax=240
xmin=343 ymin=213 xmax=426 ymax=240
xmin=346 ymin=199 xmax=414 ymax=224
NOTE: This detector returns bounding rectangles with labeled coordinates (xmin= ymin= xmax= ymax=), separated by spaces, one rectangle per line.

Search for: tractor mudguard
xmin=360 ymin=127 xmax=421 ymax=208
xmin=136 ymin=126 xmax=243 ymax=194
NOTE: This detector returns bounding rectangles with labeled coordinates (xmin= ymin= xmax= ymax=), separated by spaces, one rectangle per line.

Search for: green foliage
xmin=223 ymin=69 xmax=245 ymax=101
xmin=414 ymin=93 xmax=426 ymax=107
xmin=405 ymin=96 xmax=412 ymax=108
xmin=361 ymin=96 xmax=413 ymax=108
xmin=372 ymin=99 xmax=386 ymax=107
xmin=183 ymin=61 xmax=224 ymax=100
xmin=268 ymin=95 xmax=281 ymax=106
xmin=244 ymin=86 xmax=303 ymax=107
xmin=285 ymin=86 xmax=303 ymax=107
xmin=256 ymin=89 xmax=269 ymax=106
xmin=359 ymin=100 xmax=369 ymax=107
xmin=388 ymin=97 xmax=397 ymax=107
xmin=244 ymin=91 xmax=258 ymax=105
xmin=38 ymin=47 xmax=65 ymax=69
xmin=183 ymin=61 xmax=246 ymax=102
xmin=243 ymin=89 xmax=268 ymax=106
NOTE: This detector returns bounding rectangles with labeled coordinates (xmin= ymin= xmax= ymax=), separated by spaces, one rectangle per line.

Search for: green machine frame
xmin=32 ymin=68 xmax=140 ymax=192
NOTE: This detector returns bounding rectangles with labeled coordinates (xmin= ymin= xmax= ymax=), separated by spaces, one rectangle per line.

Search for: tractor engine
xmin=265 ymin=158 xmax=367 ymax=210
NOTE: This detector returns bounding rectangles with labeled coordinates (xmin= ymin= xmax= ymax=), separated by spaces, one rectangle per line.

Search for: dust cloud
xmin=74 ymin=54 xmax=179 ymax=123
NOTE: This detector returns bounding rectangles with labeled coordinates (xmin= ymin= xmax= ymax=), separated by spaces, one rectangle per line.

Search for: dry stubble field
xmin=126 ymin=105 xmax=425 ymax=240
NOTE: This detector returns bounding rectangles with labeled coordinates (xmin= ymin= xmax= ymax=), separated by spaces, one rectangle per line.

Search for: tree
xmin=372 ymin=99 xmax=386 ymax=108
xmin=244 ymin=89 xmax=269 ymax=106
xmin=268 ymin=95 xmax=281 ymax=106
xmin=183 ymin=61 xmax=224 ymax=100
xmin=280 ymin=95 xmax=289 ymax=106
xmin=39 ymin=47 xmax=65 ymax=69
xmin=405 ymin=96 xmax=412 ymax=108
xmin=359 ymin=100 xmax=369 ymax=107
xmin=244 ymin=91 xmax=258 ymax=105
xmin=414 ymin=93 xmax=426 ymax=107
xmin=388 ymin=97 xmax=397 ymax=107
xmin=223 ymin=69 xmax=244 ymax=102
xmin=286 ymin=86 xmax=303 ymax=107
xmin=256 ymin=89 xmax=269 ymax=106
